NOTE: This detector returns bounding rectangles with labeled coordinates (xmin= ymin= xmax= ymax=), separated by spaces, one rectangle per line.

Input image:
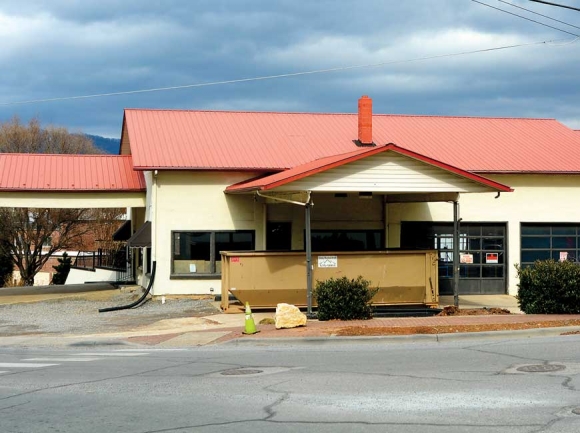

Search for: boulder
xmin=275 ymin=303 xmax=307 ymax=329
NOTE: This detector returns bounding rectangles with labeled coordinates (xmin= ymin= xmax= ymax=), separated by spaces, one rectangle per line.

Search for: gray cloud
xmin=0 ymin=0 xmax=579 ymax=137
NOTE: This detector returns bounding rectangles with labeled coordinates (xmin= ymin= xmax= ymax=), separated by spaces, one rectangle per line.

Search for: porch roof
xmin=0 ymin=153 xmax=146 ymax=208
xmin=0 ymin=153 xmax=145 ymax=192
xmin=127 ymin=221 xmax=151 ymax=248
xmin=225 ymin=143 xmax=512 ymax=195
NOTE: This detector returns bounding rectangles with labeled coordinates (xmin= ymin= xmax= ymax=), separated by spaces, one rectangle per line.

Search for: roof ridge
xmin=123 ymin=108 xmax=556 ymax=121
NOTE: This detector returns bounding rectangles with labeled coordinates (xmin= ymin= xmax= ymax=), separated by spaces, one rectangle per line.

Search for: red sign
xmin=486 ymin=253 xmax=498 ymax=264
xmin=231 ymin=257 xmax=240 ymax=263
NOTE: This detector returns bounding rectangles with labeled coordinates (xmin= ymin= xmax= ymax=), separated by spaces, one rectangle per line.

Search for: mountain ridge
xmin=86 ymin=134 xmax=120 ymax=154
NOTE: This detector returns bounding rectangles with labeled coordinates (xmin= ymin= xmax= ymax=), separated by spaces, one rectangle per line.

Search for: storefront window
xmin=311 ymin=230 xmax=383 ymax=251
xmin=520 ymin=224 xmax=580 ymax=267
xmin=172 ymin=231 xmax=254 ymax=275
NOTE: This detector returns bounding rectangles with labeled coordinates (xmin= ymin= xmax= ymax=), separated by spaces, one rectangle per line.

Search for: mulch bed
xmin=335 ymin=320 xmax=580 ymax=336
xmin=437 ymin=306 xmax=511 ymax=316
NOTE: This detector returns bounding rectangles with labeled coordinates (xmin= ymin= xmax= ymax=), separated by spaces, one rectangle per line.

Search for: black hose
xmin=99 ymin=261 xmax=156 ymax=313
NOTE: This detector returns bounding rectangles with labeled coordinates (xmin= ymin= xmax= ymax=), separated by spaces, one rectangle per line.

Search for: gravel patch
xmin=0 ymin=292 xmax=220 ymax=336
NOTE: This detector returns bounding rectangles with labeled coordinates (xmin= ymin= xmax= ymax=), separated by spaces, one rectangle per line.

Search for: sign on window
xmin=318 ymin=256 xmax=338 ymax=268
xmin=485 ymin=253 xmax=499 ymax=264
xmin=460 ymin=253 xmax=473 ymax=264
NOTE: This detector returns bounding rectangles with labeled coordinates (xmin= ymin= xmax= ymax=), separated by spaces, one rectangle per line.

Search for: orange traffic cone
xmin=242 ymin=302 xmax=259 ymax=334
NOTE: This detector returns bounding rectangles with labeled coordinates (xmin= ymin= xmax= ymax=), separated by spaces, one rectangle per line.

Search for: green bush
xmin=313 ymin=276 xmax=378 ymax=321
xmin=516 ymin=260 xmax=580 ymax=314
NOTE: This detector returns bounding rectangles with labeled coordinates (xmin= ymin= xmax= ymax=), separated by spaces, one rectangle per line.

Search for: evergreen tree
xmin=0 ymin=249 xmax=13 ymax=287
xmin=51 ymin=252 xmax=72 ymax=285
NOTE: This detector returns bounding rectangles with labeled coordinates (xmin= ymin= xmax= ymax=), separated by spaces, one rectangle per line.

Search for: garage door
xmin=401 ymin=222 xmax=506 ymax=295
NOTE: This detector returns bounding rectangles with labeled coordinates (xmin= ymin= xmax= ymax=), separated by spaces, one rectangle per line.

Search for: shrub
xmin=516 ymin=260 xmax=580 ymax=314
xmin=313 ymin=276 xmax=378 ymax=321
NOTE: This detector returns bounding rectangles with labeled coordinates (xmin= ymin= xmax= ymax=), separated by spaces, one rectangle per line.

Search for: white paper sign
xmin=318 ymin=256 xmax=338 ymax=268
xmin=560 ymin=251 xmax=568 ymax=262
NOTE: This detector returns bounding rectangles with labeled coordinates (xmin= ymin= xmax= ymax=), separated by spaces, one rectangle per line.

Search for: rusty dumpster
xmin=220 ymin=250 xmax=439 ymax=311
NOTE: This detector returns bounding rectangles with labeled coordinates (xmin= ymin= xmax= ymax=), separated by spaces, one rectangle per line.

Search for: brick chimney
xmin=357 ymin=95 xmax=373 ymax=145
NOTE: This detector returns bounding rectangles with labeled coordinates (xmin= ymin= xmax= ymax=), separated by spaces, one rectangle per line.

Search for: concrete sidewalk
xmin=2 ymin=309 xmax=579 ymax=348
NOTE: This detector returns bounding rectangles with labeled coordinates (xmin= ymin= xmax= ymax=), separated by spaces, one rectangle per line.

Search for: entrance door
xmin=267 ymin=222 xmax=292 ymax=250
xmin=401 ymin=222 xmax=506 ymax=295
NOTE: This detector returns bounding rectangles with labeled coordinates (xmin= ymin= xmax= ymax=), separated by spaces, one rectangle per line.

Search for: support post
xmin=453 ymin=200 xmax=460 ymax=308
xmin=305 ymin=201 xmax=313 ymax=317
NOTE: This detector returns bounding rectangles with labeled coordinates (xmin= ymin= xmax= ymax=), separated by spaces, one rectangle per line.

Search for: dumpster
xmin=220 ymin=250 xmax=438 ymax=311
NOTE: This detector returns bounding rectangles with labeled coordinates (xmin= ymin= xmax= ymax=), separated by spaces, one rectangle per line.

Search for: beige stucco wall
xmin=150 ymin=170 xmax=261 ymax=295
xmin=146 ymin=171 xmax=580 ymax=297
xmin=387 ymin=174 xmax=580 ymax=295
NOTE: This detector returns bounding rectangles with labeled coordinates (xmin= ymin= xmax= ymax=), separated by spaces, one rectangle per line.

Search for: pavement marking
xmin=76 ymin=352 xmax=149 ymax=357
xmin=0 ymin=363 xmax=58 ymax=368
xmin=115 ymin=348 xmax=188 ymax=352
xmin=22 ymin=358 xmax=102 ymax=362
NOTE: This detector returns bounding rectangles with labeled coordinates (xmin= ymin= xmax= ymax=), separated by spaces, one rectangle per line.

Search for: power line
xmin=529 ymin=0 xmax=580 ymax=12
xmin=499 ymin=0 xmax=580 ymax=30
xmin=0 ymin=37 xmax=576 ymax=106
xmin=471 ymin=0 xmax=580 ymax=36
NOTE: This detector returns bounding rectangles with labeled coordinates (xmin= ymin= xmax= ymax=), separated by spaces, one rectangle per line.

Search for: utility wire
xmin=499 ymin=0 xmax=580 ymax=30
xmin=529 ymin=0 xmax=580 ymax=12
xmin=471 ymin=0 xmax=580 ymax=36
xmin=0 ymin=37 xmax=575 ymax=107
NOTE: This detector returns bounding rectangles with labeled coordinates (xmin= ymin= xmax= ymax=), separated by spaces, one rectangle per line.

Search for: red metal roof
xmin=123 ymin=109 xmax=580 ymax=173
xmin=0 ymin=154 xmax=146 ymax=192
xmin=226 ymin=144 xmax=512 ymax=193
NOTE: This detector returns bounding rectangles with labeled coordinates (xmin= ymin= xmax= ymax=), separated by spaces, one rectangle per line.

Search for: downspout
xmin=152 ymin=169 xmax=158 ymax=288
xmin=99 ymin=261 xmax=156 ymax=312
xmin=99 ymin=170 xmax=159 ymax=313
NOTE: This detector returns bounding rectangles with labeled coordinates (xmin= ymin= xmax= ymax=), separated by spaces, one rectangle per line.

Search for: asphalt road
xmin=1 ymin=336 xmax=580 ymax=432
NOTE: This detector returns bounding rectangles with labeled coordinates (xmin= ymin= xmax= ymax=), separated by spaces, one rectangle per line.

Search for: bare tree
xmin=0 ymin=208 xmax=92 ymax=286
xmin=89 ymin=208 xmax=127 ymax=251
xmin=0 ymin=117 xmax=101 ymax=154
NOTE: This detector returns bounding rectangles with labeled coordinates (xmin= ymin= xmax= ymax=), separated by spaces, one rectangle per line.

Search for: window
xmin=521 ymin=224 xmax=580 ymax=267
xmin=145 ymin=247 xmax=152 ymax=274
xmin=311 ymin=230 xmax=383 ymax=252
xmin=172 ymin=231 xmax=255 ymax=275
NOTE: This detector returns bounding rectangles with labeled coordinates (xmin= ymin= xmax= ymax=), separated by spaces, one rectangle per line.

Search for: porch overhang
xmin=127 ymin=221 xmax=151 ymax=248
xmin=225 ymin=143 xmax=512 ymax=198
xmin=0 ymin=153 xmax=146 ymax=208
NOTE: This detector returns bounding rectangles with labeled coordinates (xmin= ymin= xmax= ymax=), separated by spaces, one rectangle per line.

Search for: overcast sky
xmin=0 ymin=0 xmax=579 ymax=138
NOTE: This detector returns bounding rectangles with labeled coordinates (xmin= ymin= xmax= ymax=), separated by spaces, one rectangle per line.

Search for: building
xmin=2 ymin=96 xmax=580 ymax=298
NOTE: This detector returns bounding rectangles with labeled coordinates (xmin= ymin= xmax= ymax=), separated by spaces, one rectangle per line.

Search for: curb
xmin=224 ymin=325 xmax=580 ymax=346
